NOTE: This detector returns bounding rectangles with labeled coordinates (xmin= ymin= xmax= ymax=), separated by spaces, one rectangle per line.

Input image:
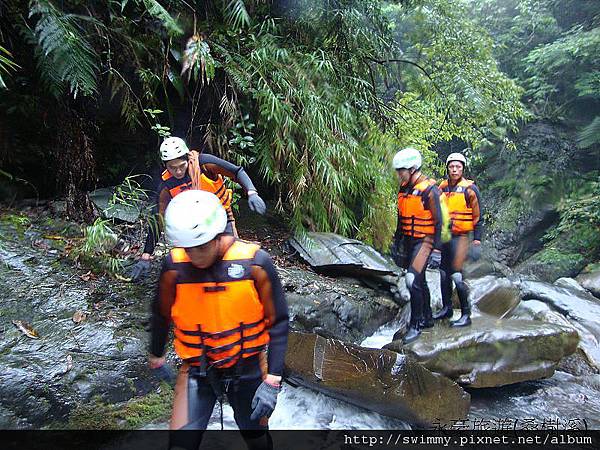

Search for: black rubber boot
xmin=403 ymin=326 xmax=421 ymax=344
xmin=419 ymin=317 xmax=434 ymax=329
xmin=432 ymin=305 xmax=453 ymax=321
xmin=450 ymin=310 xmax=471 ymax=327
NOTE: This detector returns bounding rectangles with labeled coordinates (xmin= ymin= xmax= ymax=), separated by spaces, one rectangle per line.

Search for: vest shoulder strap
xmin=223 ymin=240 xmax=260 ymax=261
xmin=171 ymin=248 xmax=191 ymax=263
xmin=161 ymin=170 xmax=171 ymax=181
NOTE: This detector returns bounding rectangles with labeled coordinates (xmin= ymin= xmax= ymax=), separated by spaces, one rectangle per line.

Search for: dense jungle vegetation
xmin=0 ymin=0 xmax=598 ymax=253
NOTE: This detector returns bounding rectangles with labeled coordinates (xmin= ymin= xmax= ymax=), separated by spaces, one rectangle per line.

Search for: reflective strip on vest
xmin=440 ymin=179 xmax=475 ymax=234
xmin=170 ymin=241 xmax=269 ymax=368
xmin=397 ymin=179 xmax=436 ymax=238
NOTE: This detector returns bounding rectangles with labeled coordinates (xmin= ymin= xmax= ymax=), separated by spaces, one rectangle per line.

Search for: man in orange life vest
xmin=433 ymin=153 xmax=484 ymax=327
xmin=390 ymin=147 xmax=444 ymax=344
xmin=149 ymin=190 xmax=288 ymax=449
xmin=130 ymin=136 xmax=267 ymax=281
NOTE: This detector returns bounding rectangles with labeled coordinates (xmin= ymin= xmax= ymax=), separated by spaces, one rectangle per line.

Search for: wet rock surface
xmin=285 ymin=331 xmax=470 ymax=425
xmin=517 ymin=279 xmax=600 ymax=370
xmin=0 ymin=218 xmax=157 ymax=428
xmin=466 ymin=276 xmax=521 ymax=318
xmin=384 ymin=315 xmax=579 ymax=388
xmin=287 ymin=232 xmax=400 ymax=287
xmin=577 ymin=269 xmax=600 ymax=299
xmin=281 ymin=267 xmax=399 ymax=343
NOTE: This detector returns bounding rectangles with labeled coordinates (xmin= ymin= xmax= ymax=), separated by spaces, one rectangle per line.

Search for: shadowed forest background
xmin=1 ymin=0 xmax=599 ymax=277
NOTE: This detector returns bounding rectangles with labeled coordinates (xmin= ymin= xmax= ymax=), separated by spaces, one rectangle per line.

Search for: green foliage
xmin=545 ymin=178 xmax=600 ymax=241
xmin=137 ymin=0 xmax=183 ymax=36
xmin=28 ymin=0 xmax=100 ymax=97
xmin=143 ymin=109 xmax=171 ymax=138
xmin=67 ymin=385 xmax=173 ymax=429
xmin=578 ymin=116 xmax=600 ymax=149
xmin=387 ymin=0 xmax=526 ymax=149
xmin=0 ymin=46 xmax=20 ymax=89
xmin=73 ymin=218 xmax=123 ymax=275
xmin=181 ymin=35 xmax=216 ymax=85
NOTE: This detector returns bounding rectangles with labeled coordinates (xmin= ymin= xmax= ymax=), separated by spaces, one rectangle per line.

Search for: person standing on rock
xmin=130 ymin=136 xmax=267 ymax=281
xmin=391 ymin=147 xmax=444 ymax=344
xmin=433 ymin=152 xmax=484 ymax=327
xmin=149 ymin=190 xmax=288 ymax=450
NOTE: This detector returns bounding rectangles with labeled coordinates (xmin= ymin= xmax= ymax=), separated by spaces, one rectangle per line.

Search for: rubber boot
xmin=419 ymin=317 xmax=434 ymax=329
xmin=432 ymin=305 xmax=453 ymax=321
xmin=402 ymin=326 xmax=421 ymax=344
xmin=450 ymin=309 xmax=471 ymax=327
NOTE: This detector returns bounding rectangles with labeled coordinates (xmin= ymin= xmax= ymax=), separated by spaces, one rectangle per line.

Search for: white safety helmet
xmin=160 ymin=137 xmax=189 ymax=162
xmin=165 ymin=190 xmax=227 ymax=248
xmin=392 ymin=147 xmax=422 ymax=170
xmin=446 ymin=152 xmax=467 ymax=167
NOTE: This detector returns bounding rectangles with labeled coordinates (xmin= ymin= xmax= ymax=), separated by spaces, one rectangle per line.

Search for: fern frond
xmin=0 ymin=46 xmax=20 ymax=89
xmin=29 ymin=0 xmax=99 ymax=98
xmin=578 ymin=116 xmax=600 ymax=149
xmin=223 ymin=0 xmax=251 ymax=30
xmin=137 ymin=0 xmax=183 ymax=36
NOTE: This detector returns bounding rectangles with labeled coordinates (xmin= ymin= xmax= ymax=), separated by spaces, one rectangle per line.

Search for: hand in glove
xmin=469 ymin=241 xmax=482 ymax=261
xmin=250 ymin=380 xmax=280 ymax=421
xmin=130 ymin=259 xmax=151 ymax=281
xmin=428 ymin=250 xmax=442 ymax=269
xmin=152 ymin=364 xmax=176 ymax=384
xmin=248 ymin=192 xmax=266 ymax=215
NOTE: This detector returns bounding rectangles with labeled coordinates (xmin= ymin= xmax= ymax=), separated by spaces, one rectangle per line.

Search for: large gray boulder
xmin=89 ymin=187 xmax=144 ymax=223
xmin=576 ymin=269 xmax=600 ymax=299
xmin=517 ymin=279 xmax=600 ymax=371
xmin=0 ymin=224 xmax=155 ymax=428
xmin=285 ymin=331 xmax=470 ymax=425
xmin=287 ymin=232 xmax=400 ymax=288
xmin=280 ymin=267 xmax=398 ymax=343
xmin=466 ymin=276 xmax=521 ymax=318
xmin=385 ymin=315 xmax=578 ymax=388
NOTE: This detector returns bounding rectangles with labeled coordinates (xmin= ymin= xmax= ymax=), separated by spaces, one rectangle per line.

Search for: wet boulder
xmin=517 ymin=279 xmax=600 ymax=371
xmin=576 ymin=269 xmax=600 ymax=299
xmin=0 ymin=223 xmax=157 ymax=428
xmin=462 ymin=258 xmax=512 ymax=280
xmin=280 ymin=267 xmax=398 ymax=343
xmin=385 ymin=315 xmax=578 ymax=388
xmin=466 ymin=276 xmax=521 ymax=318
xmin=285 ymin=331 xmax=470 ymax=425
xmin=89 ymin=187 xmax=143 ymax=223
xmin=287 ymin=232 xmax=400 ymax=288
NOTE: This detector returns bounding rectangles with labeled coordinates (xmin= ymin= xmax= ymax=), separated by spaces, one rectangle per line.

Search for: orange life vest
xmin=439 ymin=178 xmax=475 ymax=234
xmin=397 ymin=178 xmax=437 ymax=238
xmin=170 ymin=240 xmax=270 ymax=368
xmin=161 ymin=164 xmax=232 ymax=210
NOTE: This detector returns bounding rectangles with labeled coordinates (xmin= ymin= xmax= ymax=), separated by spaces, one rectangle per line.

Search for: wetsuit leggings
xmin=169 ymin=363 xmax=271 ymax=450
xmin=403 ymin=237 xmax=434 ymax=327
xmin=440 ymin=234 xmax=470 ymax=313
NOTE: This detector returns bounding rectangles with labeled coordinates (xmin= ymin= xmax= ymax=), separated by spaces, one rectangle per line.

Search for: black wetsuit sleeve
xmin=424 ymin=186 xmax=443 ymax=251
xmin=199 ymin=153 xmax=257 ymax=193
xmin=470 ymin=184 xmax=484 ymax=242
xmin=149 ymin=256 xmax=176 ymax=357
xmin=252 ymin=249 xmax=289 ymax=376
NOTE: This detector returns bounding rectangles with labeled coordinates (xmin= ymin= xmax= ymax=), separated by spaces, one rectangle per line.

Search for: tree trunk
xmin=55 ymin=104 xmax=98 ymax=223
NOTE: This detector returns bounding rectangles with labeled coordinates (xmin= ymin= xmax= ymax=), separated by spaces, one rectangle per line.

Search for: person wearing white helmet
xmin=149 ymin=190 xmax=288 ymax=449
xmin=433 ymin=152 xmax=484 ymax=327
xmin=390 ymin=147 xmax=444 ymax=344
xmin=130 ymin=136 xmax=267 ymax=281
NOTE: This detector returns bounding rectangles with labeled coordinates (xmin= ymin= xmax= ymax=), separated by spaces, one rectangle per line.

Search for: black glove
xmin=469 ymin=243 xmax=482 ymax=261
xmin=130 ymin=259 xmax=151 ymax=281
xmin=390 ymin=234 xmax=405 ymax=268
xmin=250 ymin=381 xmax=280 ymax=421
xmin=248 ymin=193 xmax=266 ymax=215
xmin=428 ymin=251 xmax=442 ymax=269
xmin=152 ymin=364 xmax=176 ymax=384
